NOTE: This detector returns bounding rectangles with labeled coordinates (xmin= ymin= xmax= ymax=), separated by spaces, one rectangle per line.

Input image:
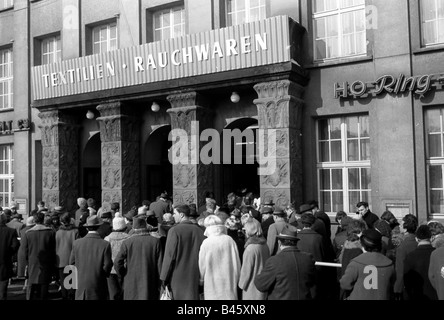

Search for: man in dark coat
xmin=356 ymin=201 xmax=379 ymax=229
xmin=160 ymin=204 xmax=205 ymax=300
xmin=309 ymin=200 xmax=331 ymax=239
xmin=97 ymin=211 xmax=113 ymax=239
xmin=255 ymin=226 xmax=316 ymax=300
xmin=260 ymin=206 xmax=274 ymax=240
xmin=75 ymin=198 xmax=89 ymax=237
xmin=70 ymin=215 xmax=112 ymax=300
xmin=150 ymin=192 xmax=172 ymax=223
xmin=115 ymin=217 xmax=163 ymax=300
xmin=22 ymin=211 xmax=56 ymax=300
xmin=0 ymin=213 xmax=20 ymax=300
xmin=404 ymin=225 xmax=437 ymax=300
xmin=394 ymin=214 xmax=418 ymax=299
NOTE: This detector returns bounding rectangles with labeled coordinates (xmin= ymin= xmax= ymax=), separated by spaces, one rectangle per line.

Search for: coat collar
xmin=84 ymin=232 xmax=103 ymax=239
xmin=245 ymin=235 xmax=266 ymax=248
xmin=27 ymin=224 xmax=52 ymax=232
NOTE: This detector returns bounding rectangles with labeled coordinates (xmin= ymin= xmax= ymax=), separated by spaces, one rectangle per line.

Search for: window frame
xmin=419 ymin=0 xmax=444 ymax=48
xmin=0 ymin=0 xmax=13 ymax=11
xmin=0 ymin=144 xmax=14 ymax=209
xmin=41 ymin=34 xmax=62 ymax=65
xmin=0 ymin=47 xmax=13 ymax=111
xmin=316 ymin=115 xmax=371 ymax=214
xmin=225 ymin=0 xmax=267 ymax=27
xmin=312 ymin=0 xmax=367 ymax=62
xmin=91 ymin=21 xmax=118 ymax=55
xmin=152 ymin=5 xmax=185 ymax=42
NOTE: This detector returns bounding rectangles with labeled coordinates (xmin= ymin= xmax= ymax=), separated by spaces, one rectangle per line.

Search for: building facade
xmin=0 ymin=0 xmax=443 ymax=223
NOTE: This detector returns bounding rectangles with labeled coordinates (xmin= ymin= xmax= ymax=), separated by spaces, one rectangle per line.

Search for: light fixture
xmin=86 ymin=110 xmax=95 ymax=119
xmin=230 ymin=92 xmax=240 ymax=103
xmin=151 ymin=101 xmax=160 ymax=112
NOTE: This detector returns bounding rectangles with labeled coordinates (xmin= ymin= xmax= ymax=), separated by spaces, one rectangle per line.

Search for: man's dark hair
xmin=360 ymin=237 xmax=382 ymax=253
xmin=416 ymin=225 xmax=432 ymax=240
xmin=335 ymin=211 xmax=347 ymax=223
xmin=175 ymin=204 xmax=190 ymax=217
xmin=87 ymin=198 xmax=96 ymax=209
xmin=33 ymin=211 xmax=45 ymax=224
xmin=37 ymin=200 xmax=45 ymax=207
xmin=308 ymin=200 xmax=319 ymax=209
xmin=356 ymin=201 xmax=369 ymax=208
xmin=142 ymin=200 xmax=151 ymax=207
xmin=205 ymin=191 xmax=215 ymax=199
xmin=403 ymin=214 xmax=418 ymax=234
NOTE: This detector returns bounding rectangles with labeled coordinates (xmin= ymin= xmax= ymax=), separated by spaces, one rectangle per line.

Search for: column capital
xmin=253 ymin=80 xmax=305 ymax=101
xmin=96 ymin=101 xmax=126 ymax=117
xmin=166 ymin=91 xmax=209 ymax=109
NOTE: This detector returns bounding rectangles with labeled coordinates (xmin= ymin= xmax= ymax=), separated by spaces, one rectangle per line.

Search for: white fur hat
xmin=113 ymin=212 xmax=126 ymax=231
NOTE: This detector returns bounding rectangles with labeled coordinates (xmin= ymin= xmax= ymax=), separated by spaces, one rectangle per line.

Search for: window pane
xmin=347 ymin=140 xmax=359 ymax=161
xmin=320 ymin=141 xmax=329 ymax=162
xmin=360 ymin=116 xmax=370 ymax=137
xmin=361 ymin=168 xmax=371 ymax=189
xmin=427 ymin=109 xmax=441 ymax=133
xmin=428 ymin=134 xmax=442 ymax=157
xmin=361 ymin=191 xmax=370 ymax=204
xmin=332 ymin=191 xmax=343 ymax=212
xmin=331 ymin=141 xmax=342 ymax=161
xmin=360 ymin=139 xmax=370 ymax=160
xmin=349 ymin=191 xmax=360 ymax=213
xmin=430 ymin=165 xmax=443 ymax=189
xmin=321 ymin=169 xmax=330 ymax=189
xmin=319 ymin=119 xmax=329 ymax=140
xmin=330 ymin=118 xmax=341 ymax=139
xmin=431 ymin=190 xmax=444 ymax=213
xmin=348 ymin=168 xmax=359 ymax=189
xmin=332 ymin=169 xmax=343 ymax=189
xmin=347 ymin=116 xmax=359 ymax=138
xmin=315 ymin=18 xmax=326 ymax=39
xmin=322 ymin=191 xmax=332 ymax=213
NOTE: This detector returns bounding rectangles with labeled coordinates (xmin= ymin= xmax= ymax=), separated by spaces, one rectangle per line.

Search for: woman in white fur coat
xmin=199 ymin=215 xmax=241 ymax=300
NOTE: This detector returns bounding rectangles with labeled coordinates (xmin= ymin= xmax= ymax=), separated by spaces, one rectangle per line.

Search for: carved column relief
xmin=254 ymin=80 xmax=305 ymax=208
xmin=38 ymin=110 xmax=80 ymax=211
xmin=167 ymin=92 xmax=213 ymax=208
xmin=97 ymin=102 xmax=140 ymax=214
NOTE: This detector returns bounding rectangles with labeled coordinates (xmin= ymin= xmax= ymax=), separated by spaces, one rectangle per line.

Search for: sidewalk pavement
xmin=5 ymin=278 xmax=62 ymax=300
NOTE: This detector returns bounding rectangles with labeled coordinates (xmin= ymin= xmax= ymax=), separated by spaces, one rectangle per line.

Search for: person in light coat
xmin=199 ymin=215 xmax=241 ymax=300
xmin=238 ymin=218 xmax=269 ymax=300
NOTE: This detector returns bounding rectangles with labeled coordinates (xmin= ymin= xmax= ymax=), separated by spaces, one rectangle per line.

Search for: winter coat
xmin=239 ymin=236 xmax=269 ymax=300
xmin=395 ymin=233 xmax=417 ymax=293
xmin=17 ymin=225 xmax=33 ymax=277
xmin=22 ymin=224 xmax=56 ymax=284
xmin=114 ymin=230 xmax=163 ymax=300
xmin=333 ymin=230 xmax=348 ymax=260
xmin=160 ymin=220 xmax=205 ymax=300
xmin=55 ymin=225 xmax=79 ymax=268
xmin=339 ymin=240 xmax=363 ymax=276
xmin=404 ymin=244 xmax=437 ymax=300
xmin=70 ymin=232 xmax=112 ymax=300
xmin=97 ymin=222 xmax=112 ymax=239
xmin=340 ymin=252 xmax=395 ymax=300
xmin=6 ymin=219 xmax=24 ymax=238
xmin=104 ymin=231 xmax=130 ymax=274
xmin=267 ymin=220 xmax=297 ymax=256
xmin=0 ymin=225 xmax=19 ymax=281
xmin=199 ymin=225 xmax=241 ymax=300
xmin=255 ymin=247 xmax=316 ymax=300
xmin=362 ymin=210 xmax=379 ymax=229
xmin=297 ymin=229 xmax=326 ymax=263
xmin=428 ymin=246 xmax=444 ymax=300
xmin=149 ymin=200 xmax=171 ymax=223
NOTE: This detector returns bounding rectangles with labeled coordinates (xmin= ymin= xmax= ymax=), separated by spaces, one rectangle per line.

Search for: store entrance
xmin=82 ymin=133 xmax=102 ymax=204
xmin=144 ymin=125 xmax=172 ymax=202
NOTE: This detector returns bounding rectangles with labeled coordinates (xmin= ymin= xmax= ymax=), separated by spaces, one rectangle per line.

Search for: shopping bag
xmin=160 ymin=286 xmax=173 ymax=300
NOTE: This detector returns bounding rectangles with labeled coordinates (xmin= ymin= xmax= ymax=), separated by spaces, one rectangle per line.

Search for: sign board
xmin=15 ymin=198 xmax=28 ymax=219
xmin=32 ymin=16 xmax=292 ymax=101
xmin=383 ymin=200 xmax=413 ymax=221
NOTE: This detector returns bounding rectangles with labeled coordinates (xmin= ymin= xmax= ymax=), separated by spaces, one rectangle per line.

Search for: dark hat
xmin=260 ymin=207 xmax=273 ymax=214
xmin=3 ymin=209 xmax=12 ymax=216
xmin=87 ymin=198 xmax=96 ymax=208
xmin=125 ymin=209 xmax=137 ymax=221
xmin=111 ymin=202 xmax=120 ymax=211
xmin=84 ymin=215 xmax=103 ymax=227
xmin=299 ymin=204 xmax=313 ymax=214
xmin=101 ymin=211 xmax=112 ymax=219
xmin=160 ymin=192 xmax=169 ymax=199
xmin=273 ymin=208 xmax=286 ymax=216
xmin=11 ymin=213 xmax=23 ymax=220
xmin=263 ymin=199 xmax=275 ymax=206
xmin=133 ymin=217 xmax=147 ymax=230
xmin=189 ymin=206 xmax=199 ymax=217
xmin=276 ymin=226 xmax=300 ymax=241
xmin=360 ymin=229 xmax=382 ymax=247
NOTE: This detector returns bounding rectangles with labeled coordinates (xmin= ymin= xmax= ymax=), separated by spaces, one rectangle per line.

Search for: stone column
xmin=167 ymin=92 xmax=213 ymax=208
xmin=253 ymin=80 xmax=305 ymax=209
xmin=38 ymin=110 xmax=80 ymax=211
xmin=97 ymin=102 xmax=140 ymax=215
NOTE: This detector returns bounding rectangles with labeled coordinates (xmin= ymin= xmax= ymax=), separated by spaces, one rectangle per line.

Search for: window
xmin=420 ymin=0 xmax=444 ymax=47
xmin=0 ymin=48 xmax=13 ymax=110
xmin=226 ymin=0 xmax=266 ymax=26
xmin=0 ymin=145 xmax=13 ymax=208
xmin=0 ymin=0 xmax=13 ymax=10
xmin=153 ymin=6 xmax=185 ymax=41
xmin=41 ymin=35 xmax=61 ymax=65
xmin=317 ymin=115 xmax=371 ymax=214
xmin=425 ymin=108 xmax=444 ymax=216
xmin=313 ymin=0 xmax=366 ymax=61
xmin=92 ymin=22 xmax=118 ymax=54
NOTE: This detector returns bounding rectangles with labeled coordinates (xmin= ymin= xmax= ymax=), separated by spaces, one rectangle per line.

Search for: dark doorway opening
xmin=144 ymin=125 xmax=172 ymax=202
xmin=222 ymin=118 xmax=260 ymax=202
xmin=82 ymin=133 xmax=102 ymax=203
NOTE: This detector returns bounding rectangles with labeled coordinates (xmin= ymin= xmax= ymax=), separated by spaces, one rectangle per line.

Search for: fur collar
xmin=27 ymin=224 xmax=52 ymax=232
xmin=343 ymin=239 xmax=362 ymax=250
xmin=245 ymin=235 xmax=266 ymax=248
xmin=58 ymin=224 xmax=76 ymax=231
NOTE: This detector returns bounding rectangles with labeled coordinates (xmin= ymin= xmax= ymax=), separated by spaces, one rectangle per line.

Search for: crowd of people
xmin=1 ymin=191 xmax=444 ymax=300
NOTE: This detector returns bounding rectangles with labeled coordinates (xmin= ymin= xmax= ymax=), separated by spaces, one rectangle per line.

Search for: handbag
xmin=160 ymin=286 xmax=173 ymax=300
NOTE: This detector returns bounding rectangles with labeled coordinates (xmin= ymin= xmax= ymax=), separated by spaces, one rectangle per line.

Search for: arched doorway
xmin=82 ymin=133 xmax=102 ymax=203
xmin=144 ymin=125 xmax=172 ymax=202
xmin=222 ymin=118 xmax=259 ymax=202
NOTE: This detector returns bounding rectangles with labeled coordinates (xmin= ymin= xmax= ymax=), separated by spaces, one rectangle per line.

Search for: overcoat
xmin=0 ymin=225 xmax=19 ymax=281
xmin=428 ymin=246 xmax=444 ymax=300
